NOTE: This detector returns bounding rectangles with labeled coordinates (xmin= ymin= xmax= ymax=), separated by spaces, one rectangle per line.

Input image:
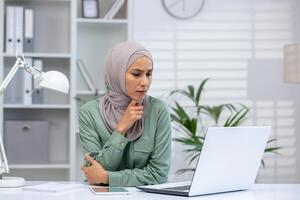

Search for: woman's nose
xmin=140 ymin=76 xmax=150 ymax=87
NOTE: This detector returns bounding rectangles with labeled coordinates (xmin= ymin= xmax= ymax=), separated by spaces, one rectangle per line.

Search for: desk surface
xmin=0 ymin=183 xmax=299 ymax=200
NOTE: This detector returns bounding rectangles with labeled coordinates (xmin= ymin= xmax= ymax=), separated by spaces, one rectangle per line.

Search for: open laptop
xmin=137 ymin=126 xmax=271 ymax=196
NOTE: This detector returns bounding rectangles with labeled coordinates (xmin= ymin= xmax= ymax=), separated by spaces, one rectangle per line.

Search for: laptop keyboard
xmin=164 ymin=185 xmax=190 ymax=191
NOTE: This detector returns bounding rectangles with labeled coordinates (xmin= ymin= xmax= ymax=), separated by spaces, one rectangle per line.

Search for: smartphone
xmin=89 ymin=186 xmax=129 ymax=195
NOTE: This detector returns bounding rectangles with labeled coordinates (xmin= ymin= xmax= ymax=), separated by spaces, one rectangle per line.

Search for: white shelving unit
xmin=74 ymin=0 xmax=129 ymax=181
xmin=4 ymin=104 xmax=71 ymax=109
xmin=9 ymin=164 xmax=70 ymax=169
xmin=3 ymin=53 xmax=72 ymax=58
xmin=76 ymin=18 xmax=128 ymax=24
xmin=0 ymin=0 xmax=130 ymax=181
xmin=0 ymin=0 xmax=72 ymax=181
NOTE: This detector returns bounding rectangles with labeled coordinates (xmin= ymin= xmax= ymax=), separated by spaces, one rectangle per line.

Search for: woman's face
xmin=125 ymin=56 xmax=153 ymax=101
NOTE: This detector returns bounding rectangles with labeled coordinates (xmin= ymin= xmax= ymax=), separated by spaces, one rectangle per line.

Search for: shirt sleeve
xmin=79 ymin=106 xmax=129 ymax=171
xmin=108 ymin=104 xmax=172 ymax=186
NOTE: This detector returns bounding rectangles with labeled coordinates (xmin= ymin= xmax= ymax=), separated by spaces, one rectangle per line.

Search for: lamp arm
xmin=0 ymin=135 xmax=9 ymax=175
xmin=0 ymin=58 xmax=22 ymax=96
xmin=0 ymin=59 xmax=22 ymax=176
xmin=0 ymin=55 xmax=29 ymax=176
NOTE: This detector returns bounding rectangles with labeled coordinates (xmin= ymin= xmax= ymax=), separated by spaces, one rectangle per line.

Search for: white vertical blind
xmin=132 ymin=0 xmax=297 ymax=183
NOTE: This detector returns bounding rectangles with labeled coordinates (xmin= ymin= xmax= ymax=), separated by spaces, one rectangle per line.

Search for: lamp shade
xmin=39 ymin=71 xmax=69 ymax=93
xmin=283 ymin=44 xmax=300 ymax=83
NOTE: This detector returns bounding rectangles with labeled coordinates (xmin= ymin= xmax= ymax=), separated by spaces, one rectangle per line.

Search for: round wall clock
xmin=162 ymin=0 xmax=205 ymax=20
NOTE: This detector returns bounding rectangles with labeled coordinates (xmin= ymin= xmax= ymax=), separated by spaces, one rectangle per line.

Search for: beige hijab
xmin=100 ymin=41 xmax=153 ymax=141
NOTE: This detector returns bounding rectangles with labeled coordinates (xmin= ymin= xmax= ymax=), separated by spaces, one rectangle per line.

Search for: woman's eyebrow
xmin=131 ymin=68 xmax=153 ymax=72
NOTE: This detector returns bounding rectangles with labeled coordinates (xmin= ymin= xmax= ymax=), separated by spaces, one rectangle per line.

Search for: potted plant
xmin=168 ymin=78 xmax=280 ymax=174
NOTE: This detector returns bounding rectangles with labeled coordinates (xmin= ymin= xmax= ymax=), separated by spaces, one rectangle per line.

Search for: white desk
xmin=0 ymin=183 xmax=299 ymax=200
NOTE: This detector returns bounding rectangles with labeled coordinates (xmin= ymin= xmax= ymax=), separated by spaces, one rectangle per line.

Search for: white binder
xmin=32 ymin=59 xmax=44 ymax=104
xmin=4 ymin=63 xmax=23 ymax=104
xmin=77 ymin=59 xmax=95 ymax=92
xmin=104 ymin=0 xmax=125 ymax=19
xmin=24 ymin=8 xmax=34 ymax=52
xmin=5 ymin=6 xmax=15 ymax=53
xmin=23 ymin=58 xmax=33 ymax=105
xmin=15 ymin=6 xmax=24 ymax=52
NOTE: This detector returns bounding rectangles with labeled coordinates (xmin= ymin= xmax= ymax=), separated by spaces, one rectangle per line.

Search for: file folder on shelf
xmin=4 ymin=62 xmax=23 ymax=104
xmin=5 ymin=6 xmax=15 ymax=53
xmin=32 ymin=59 xmax=44 ymax=104
xmin=24 ymin=8 xmax=34 ymax=52
xmin=103 ymin=0 xmax=125 ymax=19
xmin=77 ymin=59 xmax=96 ymax=92
xmin=23 ymin=57 xmax=33 ymax=105
xmin=15 ymin=6 xmax=24 ymax=52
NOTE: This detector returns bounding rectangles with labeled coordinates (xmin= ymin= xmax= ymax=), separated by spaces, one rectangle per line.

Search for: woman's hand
xmin=81 ymin=154 xmax=108 ymax=185
xmin=116 ymin=100 xmax=143 ymax=135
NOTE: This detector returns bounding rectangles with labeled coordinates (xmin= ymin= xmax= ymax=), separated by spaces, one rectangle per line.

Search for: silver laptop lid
xmin=189 ymin=126 xmax=271 ymax=196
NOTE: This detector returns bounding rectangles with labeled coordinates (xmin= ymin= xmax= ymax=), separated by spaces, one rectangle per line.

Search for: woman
xmin=79 ymin=41 xmax=171 ymax=187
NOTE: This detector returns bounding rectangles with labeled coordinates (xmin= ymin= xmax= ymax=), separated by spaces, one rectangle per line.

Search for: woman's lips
xmin=136 ymin=91 xmax=146 ymax=95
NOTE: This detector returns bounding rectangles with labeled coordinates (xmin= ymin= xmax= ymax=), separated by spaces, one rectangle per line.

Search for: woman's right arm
xmin=79 ymin=106 xmax=129 ymax=171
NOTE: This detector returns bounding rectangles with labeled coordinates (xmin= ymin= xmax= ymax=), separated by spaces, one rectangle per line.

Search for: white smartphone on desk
xmin=89 ymin=186 xmax=129 ymax=195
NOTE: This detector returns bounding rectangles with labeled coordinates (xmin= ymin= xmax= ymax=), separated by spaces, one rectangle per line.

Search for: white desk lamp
xmin=0 ymin=52 xmax=69 ymax=187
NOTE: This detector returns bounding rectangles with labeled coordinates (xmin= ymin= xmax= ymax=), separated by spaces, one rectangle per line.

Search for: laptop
xmin=137 ymin=126 xmax=271 ymax=196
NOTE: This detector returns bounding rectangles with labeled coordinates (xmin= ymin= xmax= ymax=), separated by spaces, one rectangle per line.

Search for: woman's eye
xmin=132 ymin=72 xmax=140 ymax=77
xmin=146 ymin=73 xmax=152 ymax=77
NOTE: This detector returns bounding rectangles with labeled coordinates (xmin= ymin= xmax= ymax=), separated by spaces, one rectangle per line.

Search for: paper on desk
xmin=23 ymin=182 xmax=83 ymax=193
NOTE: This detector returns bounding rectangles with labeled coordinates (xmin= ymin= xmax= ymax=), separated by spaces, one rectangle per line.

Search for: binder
xmin=77 ymin=59 xmax=96 ymax=92
xmin=4 ymin=63 xmax=23 ymax=104
xmin=5 ymin=6 xmax=15 ymax=53
xmin=15 ymin=6 xmax=24 ymax=52
xmin=32 ymin=59 xmax=44 ymax=104
xmin=104 ymin=0 xmax=125 ymax=19
xmin=23 ymin=57 xmax=33 ymax=105
xmin=24 ymin=8 xmax=34 ymax=52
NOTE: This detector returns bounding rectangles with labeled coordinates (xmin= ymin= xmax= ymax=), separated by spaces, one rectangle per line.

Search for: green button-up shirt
xmin=79 ymin=96 xmax=171 ymax=186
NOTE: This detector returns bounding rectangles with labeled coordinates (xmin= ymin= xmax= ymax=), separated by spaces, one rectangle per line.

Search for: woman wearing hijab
xmin=79 ymin=41 xmax=171 ymax=186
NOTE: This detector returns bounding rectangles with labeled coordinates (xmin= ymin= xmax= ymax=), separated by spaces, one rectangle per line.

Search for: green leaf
xmin=187 ymin=85 xmax=195 ymax=100
xmin=224 ymin=107 xmax=250 ymax=127
xmin=188 ymin=153 xmax=201 ymax=166
xmin=265 ymin=147 xmax=281 ymax=153
xmin=169 ymin=89 xmax=189 ymax=97
xmin=171 ymin=103 xmax=186 ymax=120
xmin=267 ymin=138 xmax=277 ymax=144
xmin=171 ymin=102 xmax=198 ymax=135
xmin=201 ymin=105 xmax=226 ymax=124
xmin=169 ymin=88 xmax=194 ymax=103
xmin=195 ymin=78 xmax=209 ymax=107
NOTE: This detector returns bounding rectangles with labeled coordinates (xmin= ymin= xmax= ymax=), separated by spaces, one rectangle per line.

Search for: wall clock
xmin=162 ymin=0 xmax=205 ymax=20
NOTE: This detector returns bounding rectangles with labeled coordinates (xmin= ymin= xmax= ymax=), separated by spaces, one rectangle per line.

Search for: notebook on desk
xmin=137 ymin=126 xmax=271 ymax=197
xmin=23 ymin=182 xmax=83 ymax=193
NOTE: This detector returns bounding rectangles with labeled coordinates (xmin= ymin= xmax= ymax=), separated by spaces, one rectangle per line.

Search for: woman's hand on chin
xmin=116 ymin=99 xmax=144 ymax=135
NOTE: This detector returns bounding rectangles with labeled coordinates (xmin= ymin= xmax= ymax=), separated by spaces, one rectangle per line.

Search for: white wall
xmin=131 ymin=0 xmax=300 ymax=183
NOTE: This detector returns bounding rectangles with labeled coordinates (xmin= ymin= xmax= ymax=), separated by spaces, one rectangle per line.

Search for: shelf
xmin=4 ymin=104 xmax=71 ymax=109
xmin=9 ymin=164 xmax=70 ymax=169
xmin=76 ymin=90 xmax=105 ymax=96
xmin=77 ymin=18 xmax=128 ymax=25
xmin=3 ymin=53 xmax=71 ymax=59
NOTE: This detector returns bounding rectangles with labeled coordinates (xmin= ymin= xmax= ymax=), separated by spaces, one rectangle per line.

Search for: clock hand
xmin=168 ymin=0 xmax=182 ymax=9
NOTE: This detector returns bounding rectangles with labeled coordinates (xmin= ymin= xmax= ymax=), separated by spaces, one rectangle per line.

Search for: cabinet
xmin=0 ymin=0 xmax=130 ymax=181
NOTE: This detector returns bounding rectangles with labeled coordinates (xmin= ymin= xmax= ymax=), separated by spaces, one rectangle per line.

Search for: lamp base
xmin=0 ymin=176 xmax=25 ymax=187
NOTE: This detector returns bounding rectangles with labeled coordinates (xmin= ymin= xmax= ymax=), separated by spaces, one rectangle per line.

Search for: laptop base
xmin=137 ymin=186 xmax=189 ymax=196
